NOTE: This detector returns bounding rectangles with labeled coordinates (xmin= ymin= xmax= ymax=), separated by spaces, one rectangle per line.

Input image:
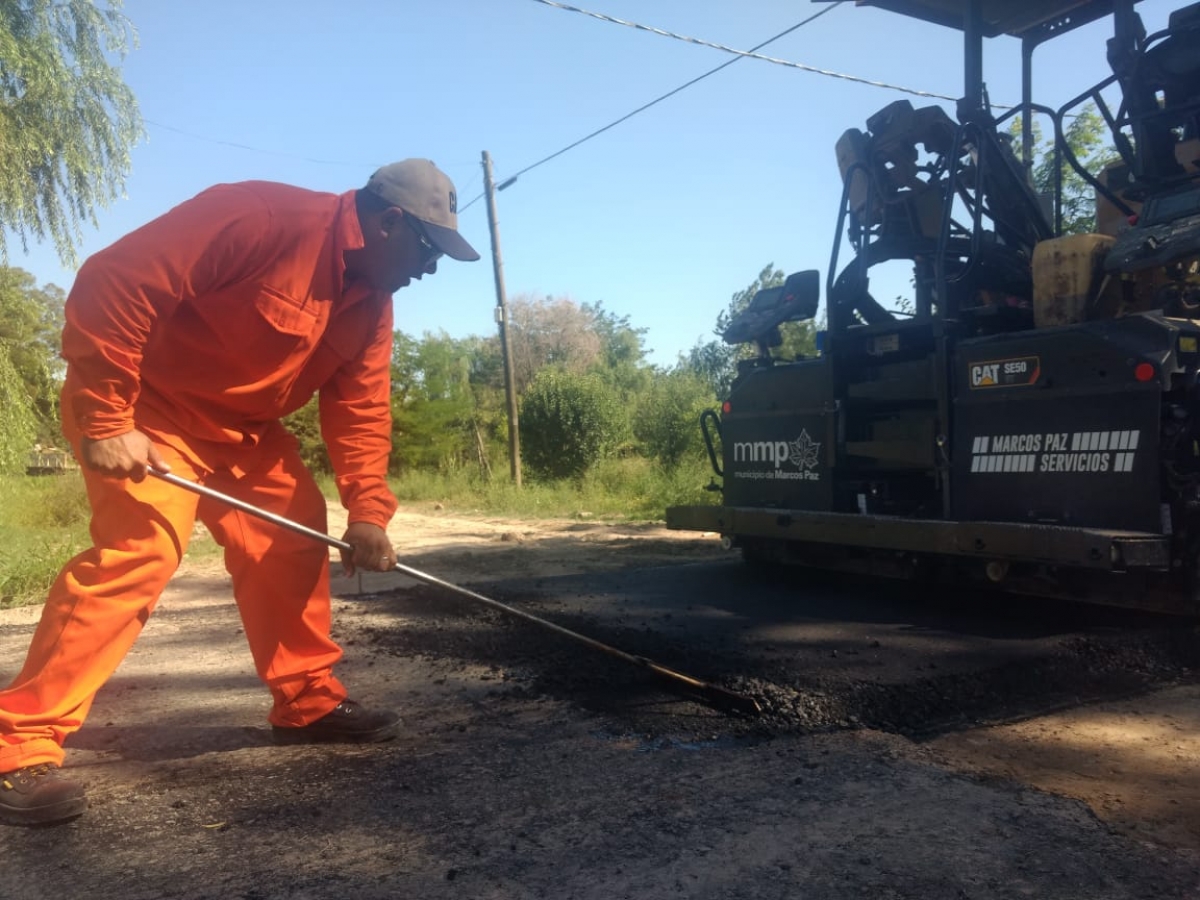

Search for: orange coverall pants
xmin=0 ymin=423 xmax=347 ymax=771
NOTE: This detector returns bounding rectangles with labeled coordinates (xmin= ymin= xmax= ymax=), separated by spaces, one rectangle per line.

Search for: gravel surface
xmin=1 ymin=507 xmax=1197 ymax=899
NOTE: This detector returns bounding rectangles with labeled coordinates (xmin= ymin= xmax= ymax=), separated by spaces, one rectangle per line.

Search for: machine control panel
xmin=1107 ymin=185 xmax=1200 ymax=272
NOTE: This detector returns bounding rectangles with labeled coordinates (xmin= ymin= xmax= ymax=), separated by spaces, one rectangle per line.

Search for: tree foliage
xmin=679 ymin=338 xmax=734 ymax=402
xmin=0 ymin=0 xmax=143 ymax=265
xmin=0 ymin=266 xmax=65 ymax=443
xmin=632 ymin=370 xmax=713 ymax=470
xmin=582 ymin=301 xmax=648 ymax=377
xmin=506 ymin=293 xmax=603 ymax=394
xmin=390 ymin=330 xmax=478 ymax=473
xmin=281 ymin=398 xmax=330 ymax=475
xmin=0 ymin=342 xmax=37 ymax=472
xmin=281 ymin=275 xmax=774 ymax=486
xmin=1009 ymin=104 xmax=1118 ymax=235
xmin=519 ymin=368 xmax=626 ymax=481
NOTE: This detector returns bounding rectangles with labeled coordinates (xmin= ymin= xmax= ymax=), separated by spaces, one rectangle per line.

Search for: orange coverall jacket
xmin=62 ymin=181 xmax=398 ymax=528
xmin=0 ymin=182 xmax=398 ymax=770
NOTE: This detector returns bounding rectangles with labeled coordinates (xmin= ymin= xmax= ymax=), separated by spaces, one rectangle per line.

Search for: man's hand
xmin=340 ymin=521 xmax=397 ymax=576
xmin=80 ymin=430 xmax=169 ymax=482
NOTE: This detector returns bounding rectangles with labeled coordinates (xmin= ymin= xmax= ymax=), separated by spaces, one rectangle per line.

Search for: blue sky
xmin=9 ymin=0 xmax=1185 ymax=366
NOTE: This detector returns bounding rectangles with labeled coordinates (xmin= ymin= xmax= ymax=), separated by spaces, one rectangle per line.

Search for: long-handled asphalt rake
xmin=148 ymin=468 xmax=761 ymax=716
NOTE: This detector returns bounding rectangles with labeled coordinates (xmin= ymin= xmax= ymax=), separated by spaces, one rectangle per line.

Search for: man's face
xmin=363 ymin=208 xmax=441 ymax=293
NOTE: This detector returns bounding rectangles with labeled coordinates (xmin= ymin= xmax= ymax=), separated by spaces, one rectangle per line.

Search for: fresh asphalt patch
xmin=360 ymin=560 xmax=1200 ymax=741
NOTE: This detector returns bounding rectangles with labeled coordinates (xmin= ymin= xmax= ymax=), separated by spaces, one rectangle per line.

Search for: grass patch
xmin=0 ymin=472 xmax=91 ymax=609
xmin=0 ymin=458 xmax=719 ymax=609
xmin=183 ymin=528 xmax=224 ymax=563
xmin=383 ymin=455 xmax=719 ymax=521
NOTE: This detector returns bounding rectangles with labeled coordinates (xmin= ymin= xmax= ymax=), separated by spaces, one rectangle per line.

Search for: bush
xmin=576 ymin=456 xmax=717 ymax=518
xmin=632 ymin=371 xmax=714 ymax=470
xmin=519 ymin=369 xmax=627 ymax=481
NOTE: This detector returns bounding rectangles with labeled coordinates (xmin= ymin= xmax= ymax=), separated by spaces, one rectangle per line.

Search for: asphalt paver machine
xmin=667 ymin=0 xmax=1200 ymax=612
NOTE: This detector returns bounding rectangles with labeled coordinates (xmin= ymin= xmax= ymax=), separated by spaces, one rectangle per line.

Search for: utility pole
xmin=482 ymin=150 xmax=521 ymax=487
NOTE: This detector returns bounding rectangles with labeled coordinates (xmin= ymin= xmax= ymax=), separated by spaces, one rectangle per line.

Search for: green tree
xmin=0 ymin=0 xmax=143 ymax=265
xmin=0 ymin=266 xmax=66 ymax=443
xmin=0 ymin=342 xmax=37 ymax=472
xmin=391 ymin=330 xmax=476 ymax=473
xmin=1010 ymin=104 xmax=1118 ymax=235
xmin=285 ymin=330 xmax=506 ymax=479
xmin=679 ymin=338 xmax=734 ymax=401
xmin=457 ymin=333 xmax=508 ymax=477
xmin=581 ymin=300 xmax=650 ymax=394
xmin=632 ymin=370 xmax=713 ymax=470
xmin=505 ymin=293 xmax=607 ymax=393
xmin=520 ymin=368 xmax=626 ymax=481
xmin=281 ymin=397 xmax=330 ymax=474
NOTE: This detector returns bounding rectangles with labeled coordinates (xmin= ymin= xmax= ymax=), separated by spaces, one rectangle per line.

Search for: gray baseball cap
xmin=365 ymin=159 xmax=480 ymax=261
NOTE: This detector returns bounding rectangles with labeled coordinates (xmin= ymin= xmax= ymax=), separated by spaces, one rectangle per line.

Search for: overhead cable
xmin=462 ymin=2 xmax=847 ymax=211
xmin=531 ymin=0 xmax=957 ymax=103
xmin=145 ymin=119 xmax=377 ymax=168
xmin=462 ymin=1 xmax=958 ymax=211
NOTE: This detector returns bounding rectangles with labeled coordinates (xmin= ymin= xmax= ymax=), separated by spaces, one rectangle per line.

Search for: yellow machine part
xmin=1032 ymin=233 xmax=1118 ymax=327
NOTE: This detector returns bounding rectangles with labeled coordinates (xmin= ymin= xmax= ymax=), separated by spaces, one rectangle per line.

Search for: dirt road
xmin=2 ymin=505 xmax=1198 ymax=899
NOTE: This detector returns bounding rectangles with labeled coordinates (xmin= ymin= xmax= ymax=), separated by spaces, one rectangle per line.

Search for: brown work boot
xmin=271 ymin=700 xmax=401 ymax=745
xmin=0 ymin=764 xmax=87 ymax=826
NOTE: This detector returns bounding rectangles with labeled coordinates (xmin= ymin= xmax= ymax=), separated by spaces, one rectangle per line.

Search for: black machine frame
xmin=667 ymin=0 xmax=1200 ymax=613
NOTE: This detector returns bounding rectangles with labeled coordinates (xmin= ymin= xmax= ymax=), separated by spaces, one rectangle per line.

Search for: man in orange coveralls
xmin=0 ymin=159 xmax=479 ymax=826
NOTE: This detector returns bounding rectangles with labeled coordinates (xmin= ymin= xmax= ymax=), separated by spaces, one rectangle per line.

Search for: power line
xmin=534 ymin=0 xmax=959 ymax=101
xmin=144 ymin=3 xmax=958 ymax=203
xmin=462 ymin=1 xmax=958 ymax=211
xmin=145 ymin=119 xmax=480 ymax=194
xmin=462 ymin=3 xmax=841 ymax=211
xmin=144 ymin=119 xmax=378 ymax=168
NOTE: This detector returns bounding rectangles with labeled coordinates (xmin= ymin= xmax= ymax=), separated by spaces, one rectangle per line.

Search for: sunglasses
xmin=405 ymin=215 xmax=444 ymax=267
